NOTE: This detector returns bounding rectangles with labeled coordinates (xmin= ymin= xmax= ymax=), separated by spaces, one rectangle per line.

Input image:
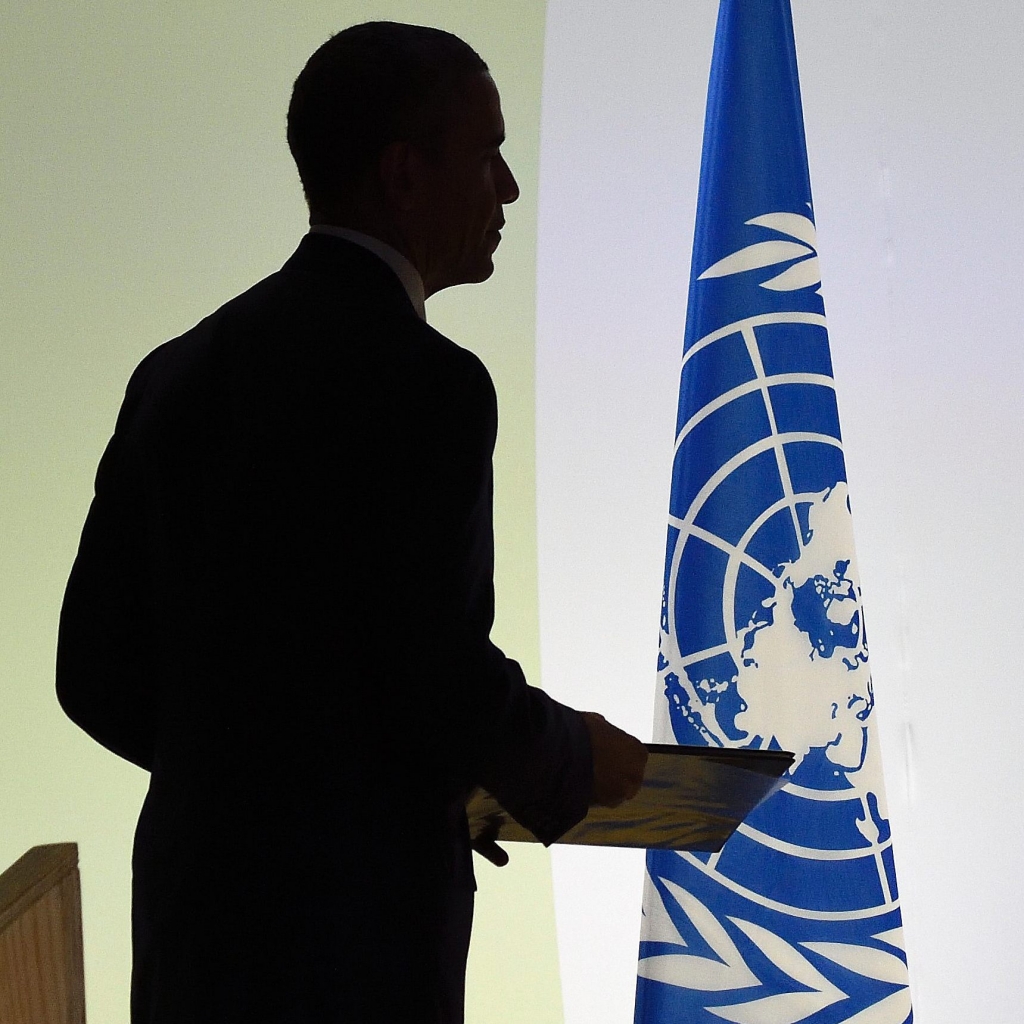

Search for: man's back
xmin=60 ymin=233 xmax=491 ymax=773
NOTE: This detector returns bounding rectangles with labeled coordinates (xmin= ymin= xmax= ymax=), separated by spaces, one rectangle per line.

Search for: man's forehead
xmin=447 ymin=72 xmax=504 ymax=143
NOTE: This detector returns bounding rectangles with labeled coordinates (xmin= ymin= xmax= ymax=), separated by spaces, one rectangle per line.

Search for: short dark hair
xmin=287 ymin=22 xmax=488 ymax=212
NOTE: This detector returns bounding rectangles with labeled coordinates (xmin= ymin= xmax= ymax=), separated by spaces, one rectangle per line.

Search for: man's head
xmin=287 ymin=22 xmax=519 ymax=296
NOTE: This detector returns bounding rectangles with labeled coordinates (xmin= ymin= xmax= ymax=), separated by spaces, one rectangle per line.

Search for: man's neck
xmin=309 ymin=224 xmax=426 ymax=320
xmin=309 ymin=208 xmax=443 ymax=298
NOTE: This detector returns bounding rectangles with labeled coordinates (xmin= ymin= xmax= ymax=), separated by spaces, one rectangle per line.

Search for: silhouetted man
xmin=57 ymin=21 xmax=647 ymax=1024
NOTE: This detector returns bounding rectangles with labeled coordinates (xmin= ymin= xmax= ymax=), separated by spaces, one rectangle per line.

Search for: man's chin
xmin=432 ymin=256 xmax=496 ymax=295
xmin=458 ymin=256 xmax=496 ymax=286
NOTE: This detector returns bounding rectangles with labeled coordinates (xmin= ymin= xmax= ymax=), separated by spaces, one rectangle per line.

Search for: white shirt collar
xmin=308 ymin=224 xmax=426 ymax=321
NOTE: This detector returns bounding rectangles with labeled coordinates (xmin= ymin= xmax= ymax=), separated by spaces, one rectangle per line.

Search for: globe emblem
xmin=639 ymin=311 xmax=911 ymax=1023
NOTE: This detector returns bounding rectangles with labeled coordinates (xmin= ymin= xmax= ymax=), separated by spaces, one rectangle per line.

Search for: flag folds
xmin=635 ymin=2 xmax=912 ymax=1022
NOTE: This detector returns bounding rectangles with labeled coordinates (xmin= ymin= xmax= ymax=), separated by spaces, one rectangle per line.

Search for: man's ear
xmin=379 ymin=140 xmax=429 ymax=213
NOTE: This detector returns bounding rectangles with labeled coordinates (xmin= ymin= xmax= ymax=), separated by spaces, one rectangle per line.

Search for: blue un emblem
xmin=636 ymin=295 xmax=913 ymax=1023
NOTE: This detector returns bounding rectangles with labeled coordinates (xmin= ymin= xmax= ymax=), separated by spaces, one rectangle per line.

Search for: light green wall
xmin=1 ymin=4 xmax=559 ymax=1022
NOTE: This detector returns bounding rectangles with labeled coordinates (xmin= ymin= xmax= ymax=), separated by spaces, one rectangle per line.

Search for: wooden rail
xmin=0 ymin=844 xmax=85 ymax=1024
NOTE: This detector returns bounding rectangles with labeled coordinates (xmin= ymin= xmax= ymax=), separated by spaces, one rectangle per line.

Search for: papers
xmin=467 ymin=744 xmax=793 ymax=852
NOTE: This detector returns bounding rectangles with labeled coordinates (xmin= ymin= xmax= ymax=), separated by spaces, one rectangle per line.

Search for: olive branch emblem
xmin=698 ymin=212 xmax=822 ymax=292
xmin=639 ymin=877 xmax=911 ymax=1023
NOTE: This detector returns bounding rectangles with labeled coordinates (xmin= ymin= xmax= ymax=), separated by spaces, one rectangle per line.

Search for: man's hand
xmin=582 ymin=712 xmax=648 ymax=808
xmin=471 ymin=819 xmax=510 ymax=867
xmin=471 ymin=835 xmax=510 ymax=867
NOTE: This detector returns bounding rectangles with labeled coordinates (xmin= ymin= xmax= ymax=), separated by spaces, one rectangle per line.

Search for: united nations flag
xmin=634 ymin=2 xmax=913 ymax=1022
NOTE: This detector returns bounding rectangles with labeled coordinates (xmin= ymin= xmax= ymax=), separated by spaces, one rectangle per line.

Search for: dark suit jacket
xmin=56 ymin=233 xmax=592 ymax=1024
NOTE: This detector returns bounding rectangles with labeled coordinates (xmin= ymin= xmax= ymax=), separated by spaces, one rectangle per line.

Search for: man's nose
xmin=497 ymin=154 xmax=520 ymax=205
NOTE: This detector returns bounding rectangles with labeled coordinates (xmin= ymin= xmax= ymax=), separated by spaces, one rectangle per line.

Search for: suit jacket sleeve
xmin=56 ymin=353 xmax=159 ymax=771
xmin=399 ymin=343 xmax=592 ymax=845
